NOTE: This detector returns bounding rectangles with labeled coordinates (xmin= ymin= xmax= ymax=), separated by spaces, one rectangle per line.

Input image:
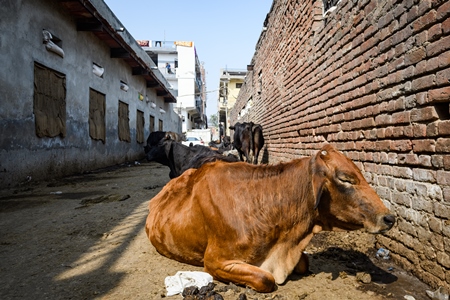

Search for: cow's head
xmin=146 ymin=136 xmax=171 ymax=165
xmin=311 ymin=144 xmax=395 ymax=234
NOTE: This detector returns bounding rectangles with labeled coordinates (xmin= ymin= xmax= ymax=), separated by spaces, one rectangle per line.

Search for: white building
xmin=139 ymin=40 xmax=207 ymax=133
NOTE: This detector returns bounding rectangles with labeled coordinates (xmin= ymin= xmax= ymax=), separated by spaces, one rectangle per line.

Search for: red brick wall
xmin=231 ymin=0 xmax=450 ymax=289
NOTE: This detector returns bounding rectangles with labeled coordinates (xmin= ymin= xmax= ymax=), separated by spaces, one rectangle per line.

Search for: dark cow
xmin=144 ymin=131 xmax=167 ymax=154
xmin=229 ymin=122 xmax=264 ymax=164
xmin=146 ymin=136 xmax=239 ymax=179
xmin=251 ymin=124 xmax=264 ymax=164
xmin=229 ymin=122 xmax=253 ymax=162
xmin=146 ymin=144 xmax=395 ymax=292
xmin=144 ymin=131 xmax=183 ymax=155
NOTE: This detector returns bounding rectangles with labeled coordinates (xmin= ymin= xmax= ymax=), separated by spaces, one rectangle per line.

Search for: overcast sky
xmin=103 ymin=0 xmax=273 ymax=118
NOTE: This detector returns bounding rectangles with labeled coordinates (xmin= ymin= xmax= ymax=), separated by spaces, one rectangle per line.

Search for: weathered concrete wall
xmin=0 ymin=0 xmax=180 ymax=188
xmin=232 ymin=0 xmax=450 ymax=290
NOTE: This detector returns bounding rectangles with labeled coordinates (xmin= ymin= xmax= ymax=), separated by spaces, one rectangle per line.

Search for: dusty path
xmin=0 ymin=160 xmax=432 ymax=299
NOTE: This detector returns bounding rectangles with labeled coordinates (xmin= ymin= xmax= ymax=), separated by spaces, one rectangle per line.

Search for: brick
xmin=436 ymin=138 xmax=450 ymax=152
xmin=439 ymin=120 xmax=450 ymax=135
xmin=428 ymin=86 xmax=450 ymax=103
xmin=436 ymin=0 xmax=450 ymax=21
xmin=412 ymin=74 xmax=437 ymax=91
xmin=413 ymin=123 xmax=427 ymax=137
xmin=393 ymin=166 xmax=413 ymax=179
xmin=419 ymin=155 xmax=432 ymax=167
xmin=407 ymin=5 xmax=419 ymax=24
xmin=439 ymin=50 xmax=450 ymax=68
xmin=413 ymin=10 xmax=437 ymax=33
xmin=444 ymin=187 xmax=450 ymax=202
xmin=436 ymin=67 xmax=450 ymax=85
xmin=375 ymin=114 xmax=392 ymax=126
xmin=429 ymin=182 xmax=444 ymax=199
xmin=410 ymin=107 xmax=440 ymax=122
xmin=443 ymin=17 xmax=450 ymax=34
xmin=426 ymin=35 xmax=450 ymax=56
xmin=412 ymin=139 xmax=436 ymax=152
xmin=434 ymin=201 xmax=450 ymax=219
xmin=428 ymin=23 xmax=443 ymax=42
xmin=392 ymin=191 xmax=412 ymax=206
xmin=377 ymin=128 xmax=386 ymax=138
xmin=413 ymin=168 xmax=437 ymax=182
xmin=437 ymin=170 xmax=450 ymax=185
xmin=429 ymin=216 xmax=443 ymax=233
xmin=437 ymin=252 xmax=450 ymax=268
xmin=399 ymin=153 xmax=419 ymax=165
xmin=427 ymin=121 xmax=440 ymax=136
xmin=392 ymin=111 xmax=411 ymax=123
xmin=392 ymin=140 xmax=413 ymax=152
xmin=405 ymin=47 xmax=427 ymax=65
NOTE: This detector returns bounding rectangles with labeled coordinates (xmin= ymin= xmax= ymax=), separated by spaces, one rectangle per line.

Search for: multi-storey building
xmin=218 ymin=68 xmax=247 ymax=137
xmin=140 ymin=40 xmax=207 ymax=133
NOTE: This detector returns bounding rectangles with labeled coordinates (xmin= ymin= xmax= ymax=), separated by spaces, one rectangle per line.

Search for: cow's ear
xmin=312 ymin=150 xmax=328 ymax=209
xmin=312 ymin=174 xmax=325 ymax=209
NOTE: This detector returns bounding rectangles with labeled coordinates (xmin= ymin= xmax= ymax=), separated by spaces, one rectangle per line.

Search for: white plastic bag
xmin=164 ymin=271 xmax=213 ymax=296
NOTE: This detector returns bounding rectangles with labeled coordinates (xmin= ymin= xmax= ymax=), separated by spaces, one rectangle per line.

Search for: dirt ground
xmin=0 ymin=160 xmax=434 ymax=300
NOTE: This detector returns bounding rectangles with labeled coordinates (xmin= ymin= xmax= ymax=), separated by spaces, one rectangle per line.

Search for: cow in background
xmin=229 ymin=122 xmax=265 ymax=164
xmin=251 ymin=124 xmax=265 ymax=164
xmin=144 ymin=131 xmax=183 ymax=155
xmin=146 ymin=135 xmax=239 ymax=179
xmin=146 ymin=144 xmax=396 ymax=292
xmin=144 ymin=131 xmax=167 ymax=154
xmin=165 ymin=131 xmax=183 ymax=142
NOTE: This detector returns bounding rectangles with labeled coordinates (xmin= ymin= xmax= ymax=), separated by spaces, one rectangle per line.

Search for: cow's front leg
xmin=293 ymin=252 xmax=309 ymax=274
xmin=204 ymin=259 xmax=276 ymax=293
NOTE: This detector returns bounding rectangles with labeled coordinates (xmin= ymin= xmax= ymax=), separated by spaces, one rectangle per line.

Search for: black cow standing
xmin=229 ymin=122 xmax=265 ymax=164
xmin=251 ymin=124 xmax=264 ymax=164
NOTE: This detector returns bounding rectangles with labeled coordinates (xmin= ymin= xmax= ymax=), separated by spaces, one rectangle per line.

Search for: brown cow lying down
xmin=145 ymin=144 xmax=395 ymax=292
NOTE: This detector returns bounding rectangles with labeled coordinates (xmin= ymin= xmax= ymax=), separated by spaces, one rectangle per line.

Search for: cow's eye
xmin=337 ymin=173 xmax=357 ymax=185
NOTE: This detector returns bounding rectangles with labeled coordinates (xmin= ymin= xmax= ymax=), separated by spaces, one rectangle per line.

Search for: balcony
xmin=144 ymin=40 xmax=177 ymax=50
xmin=152 ymin=66 xmax=177 ymax=79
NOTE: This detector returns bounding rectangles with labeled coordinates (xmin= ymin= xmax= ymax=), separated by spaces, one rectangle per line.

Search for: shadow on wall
xmin=262 ymin=147 xmax=270 ymax=164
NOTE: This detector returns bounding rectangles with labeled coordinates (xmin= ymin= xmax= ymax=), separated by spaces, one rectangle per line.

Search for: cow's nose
xmin=383 ymin=214 xmax=396 ymax=228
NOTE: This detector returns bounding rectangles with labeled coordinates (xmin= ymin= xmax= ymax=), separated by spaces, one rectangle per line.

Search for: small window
xmin=42 ymin=30 xmax=64 ymax=58
xmin=33 ymin=62 xmax=66 ymax=138
xmin=236 ymin=83 xmax=243 ymax=89
xmin=258 ymin=70 xmax=262 ymax=94
xmin=120 ymin=80 xmax=129 ymax=92
xmin=323 ymin=0 xmax=340 ymax=16
xmin=92 ymin=62 xmax=104 ymax=78
xmin=43 ymin=30 xmax=62 ymax=47
xmin=150 ymin=115 xmax=155 ymax=133
xmin=158 ymin=119 xmax=163 ymax=131
xmin=118 ymin=101 xmax=130 ymax=142
xmin=89 ymin=88 xmax=106 ymax=143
